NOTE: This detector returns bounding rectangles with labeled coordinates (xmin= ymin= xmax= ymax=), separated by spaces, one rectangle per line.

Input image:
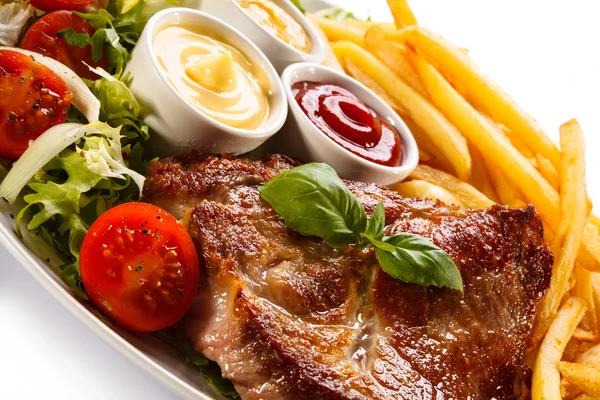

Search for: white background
xmin=1 ymin=1 xmax=599 ymax=399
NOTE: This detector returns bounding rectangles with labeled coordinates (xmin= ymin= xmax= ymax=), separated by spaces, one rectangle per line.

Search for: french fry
xmin=419 ymin=148 xmax=434 ymax=163
xmin=486 ymin=159 xmax=526 ymax=208
xmin=467 ymin=144 xmax=500 ymax=203
xmin=532 ymin=297 xmax=587 ymax=400
xmin=533 ymin=120 xmax=589 ymax=344
xmin=331 ymin=41 xmax=472 ymax=180
xmin=412 ymin=51 xmax=600 ymax=271
xmin=393 ymin=180 xmax=466 ymax=207
xmin=387 ymin=0 xmax=418 ymax=28
xmin=344 ymin=20 xmax=398 ymax=35
xmin=412 ymin=51 xmax=557 ymax=220
xmin=310 ymin=15 xmax=367 ymax=46
xmin=572 ymin=264 xmax=599 ymax=339
xmin=558 ymin=362 xmax=600 ymax=397
xmin=364 ymin=26 xmax=428 ymax=97
xmin=537 ymin=154 xmax=560 ymax=191
xmin=307 ymin=15 xmax=345 ymax=73
xmin=341 ymin=56 xmax=407 ymax=115
xmin=393 ymin=26 xmax=561 ymax=168
xmin=410 ymin=165 xmax=494 ymax=209
xmin=593 ymin=275 xmax=600 ymax=339
xmin=403 ymin=117 xmax=457 ymax=174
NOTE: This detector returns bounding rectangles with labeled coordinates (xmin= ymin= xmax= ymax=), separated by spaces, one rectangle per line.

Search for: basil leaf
xmin=56 ymin=28 xmax=91 ymax=48
xmin=375 ymin=233 xmax=463 ymax=292
xmin=316 ymin=7 xmax=356 ymax=20
xmin=259 ymin=163 xmax=367 ymax=248
xmin=290 ymin=0 xmax=305 ymax=14
xmin=365 ymin=201 xmax=385 ymax=241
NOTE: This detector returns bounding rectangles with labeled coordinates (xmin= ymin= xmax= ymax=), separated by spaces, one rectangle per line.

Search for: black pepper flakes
xmin=135 ymin=265 xmax=143 ymax=272
xmin=7 ymin=112 xmax=17 ymax=121
xmin=32 ymin=103 xmax=40 ymax=110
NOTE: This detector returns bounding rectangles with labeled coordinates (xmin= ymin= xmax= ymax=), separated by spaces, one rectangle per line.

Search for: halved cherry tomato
xmin=29 ymin=0 xmax=94 ymax=13
xmin=21 ymin=11 xmax=108 ymax=80
xmin=0 ymin=49 xmax=73 ymax=160
xmin=80 ymin=203 xmax=200 ymax=332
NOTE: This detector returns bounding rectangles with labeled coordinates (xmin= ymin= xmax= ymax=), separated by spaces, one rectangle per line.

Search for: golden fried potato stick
xmin=558 ymin=362 xmax=600 ymax=397
xmin=467 ymin=144 xmax=500 ymax=203
xmin=572 ymin=264 xmax=599 ymax=339
xmin=412 ymin=52 xmax=556 ymax=217
xmin=387 ymin=0 xmax=418 ymax=28
xmin=344 ymin=20 xmax=398 ymax=34
xmin=532 ymin=120 xmax=589 ymax=344
xmin=331 ymin=41 xmax=471 ymax=180
xmin=307 ymin=15 xmax=344 ymax=73
xmin=532 ymin=297 xmax=587 ymax=400
xmin=412 ymin=51 xmax=600 ymax=271
xmin=537 ymin=154 xmax=560 ymax=191
xmin=393 ymin=180 xmax=466 ymax=207
xmin=409 ymin=165 xmax=494 ymax=209
xmin=393 ymin=26 xmax=561 ymax=168
xmin=309 ymin=15 xmax=367 ymax=46
xmin=364 ymin=26 xmax=428 ymax=97
xmin=486 ymin=160 xmax=527 ymax=208
xmin=341 ymin=56 xmax=407 ymax=115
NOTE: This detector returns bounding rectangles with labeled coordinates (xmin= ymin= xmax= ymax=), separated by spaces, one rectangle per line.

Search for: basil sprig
xmin=259 ymin=163 xmax=463 ymax=293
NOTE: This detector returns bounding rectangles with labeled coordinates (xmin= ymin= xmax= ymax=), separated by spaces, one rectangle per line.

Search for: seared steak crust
xmin=143 ymin=153 xmax=553 ymax=400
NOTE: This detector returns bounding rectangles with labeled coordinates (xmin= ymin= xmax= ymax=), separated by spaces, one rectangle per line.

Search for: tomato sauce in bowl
xmin=291 ymin=81 xmax=403 ymax=167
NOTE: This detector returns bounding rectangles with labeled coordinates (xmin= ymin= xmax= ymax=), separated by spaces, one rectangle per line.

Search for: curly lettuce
xmin=0 ymin=1 xmax=33 ymax=47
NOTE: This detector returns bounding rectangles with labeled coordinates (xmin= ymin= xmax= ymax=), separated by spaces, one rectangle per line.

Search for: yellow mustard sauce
xmin=153 ymin=24 xmax=270 ymax=130
xmin=236 ymin=0 xmax=312 ymax=53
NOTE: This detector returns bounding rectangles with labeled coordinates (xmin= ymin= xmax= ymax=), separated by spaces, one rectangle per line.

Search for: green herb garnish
xmin=56 ymin=28 xmax=92 ymax=48
xmin=259 ymin=163 xmax=463 ymax=292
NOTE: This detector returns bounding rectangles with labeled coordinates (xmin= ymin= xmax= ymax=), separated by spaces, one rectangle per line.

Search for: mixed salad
xmin=0 ymin=0 xmax=244 ymax=395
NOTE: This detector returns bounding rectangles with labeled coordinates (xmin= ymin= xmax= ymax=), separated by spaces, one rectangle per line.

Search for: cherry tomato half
xmin=21 ymin=11 xmax=108 ymax=80
xmin=0 ymin=49 xmax=73 ymax=159
xmin=80 ymin=203 xmax=200 ymax=332
xmin=29 ymin=0 xmax=94 ymax=13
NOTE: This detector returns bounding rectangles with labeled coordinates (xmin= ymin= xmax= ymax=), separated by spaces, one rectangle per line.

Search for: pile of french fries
xmin=311 ymin=1 xmax=600 ymax=398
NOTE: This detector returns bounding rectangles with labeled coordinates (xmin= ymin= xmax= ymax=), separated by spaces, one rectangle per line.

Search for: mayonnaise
xmin=153 ymin=24 xmax=270 ymax=130
xmin=236 ymin=0 xmax=312 ymax=53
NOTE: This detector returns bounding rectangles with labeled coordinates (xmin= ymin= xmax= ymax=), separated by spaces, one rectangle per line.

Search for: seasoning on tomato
xmin=80 ymin=203 xmax=200 ymax=332
xmin=21 ymin=11 xmax=108 ymax=80
xmin=0 ymin=49 xmax=73 ymax=160
xmin=292 ymin=81 xmax=403 ymax=167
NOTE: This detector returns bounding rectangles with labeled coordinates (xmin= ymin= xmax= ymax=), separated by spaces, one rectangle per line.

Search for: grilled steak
xmin=143 ymin=153 xmax=553 ymax=400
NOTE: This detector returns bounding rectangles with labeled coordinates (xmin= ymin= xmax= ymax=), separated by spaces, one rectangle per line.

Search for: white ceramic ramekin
xmin=196 ymin=0 xmax=326 ymax=72
xmin=278 ymin=63 xmax=419 ymax=186
xmin=124 ymin=8 xmax=288 ymax=157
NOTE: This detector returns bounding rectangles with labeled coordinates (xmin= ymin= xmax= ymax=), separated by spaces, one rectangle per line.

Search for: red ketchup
xmin=292 ymin=81 xmax=403 ymax=167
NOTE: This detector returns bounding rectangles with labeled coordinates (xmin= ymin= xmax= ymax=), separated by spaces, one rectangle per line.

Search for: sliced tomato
xmin=29 ymin=0 xmax=94 ymax=13
xmin=21 ymin=11 xmax=108 ymax=80
xmin=80 ymin=203 xmax=200 ymax=332
xmin=0 ymin=50 xmax=73 ymax=160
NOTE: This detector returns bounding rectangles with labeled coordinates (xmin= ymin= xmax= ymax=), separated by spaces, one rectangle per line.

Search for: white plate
xmin=1 ymin=1 xmax=599 ymax=399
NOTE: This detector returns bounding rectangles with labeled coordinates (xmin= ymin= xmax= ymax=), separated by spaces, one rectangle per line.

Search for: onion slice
xmin=0 ymin=46 xmax=100 ymax=122
xmin=0 ymin=123 xmax=88 ymax=203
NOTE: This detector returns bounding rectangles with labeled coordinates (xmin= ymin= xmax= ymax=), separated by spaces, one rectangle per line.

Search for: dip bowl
xmin=196 ymin=0 xmax=326 ymax=72
xmin=124 ymin=8 xmax=288 ymax=157
xmin=278 ymin=62 xmax=419 ymax=186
